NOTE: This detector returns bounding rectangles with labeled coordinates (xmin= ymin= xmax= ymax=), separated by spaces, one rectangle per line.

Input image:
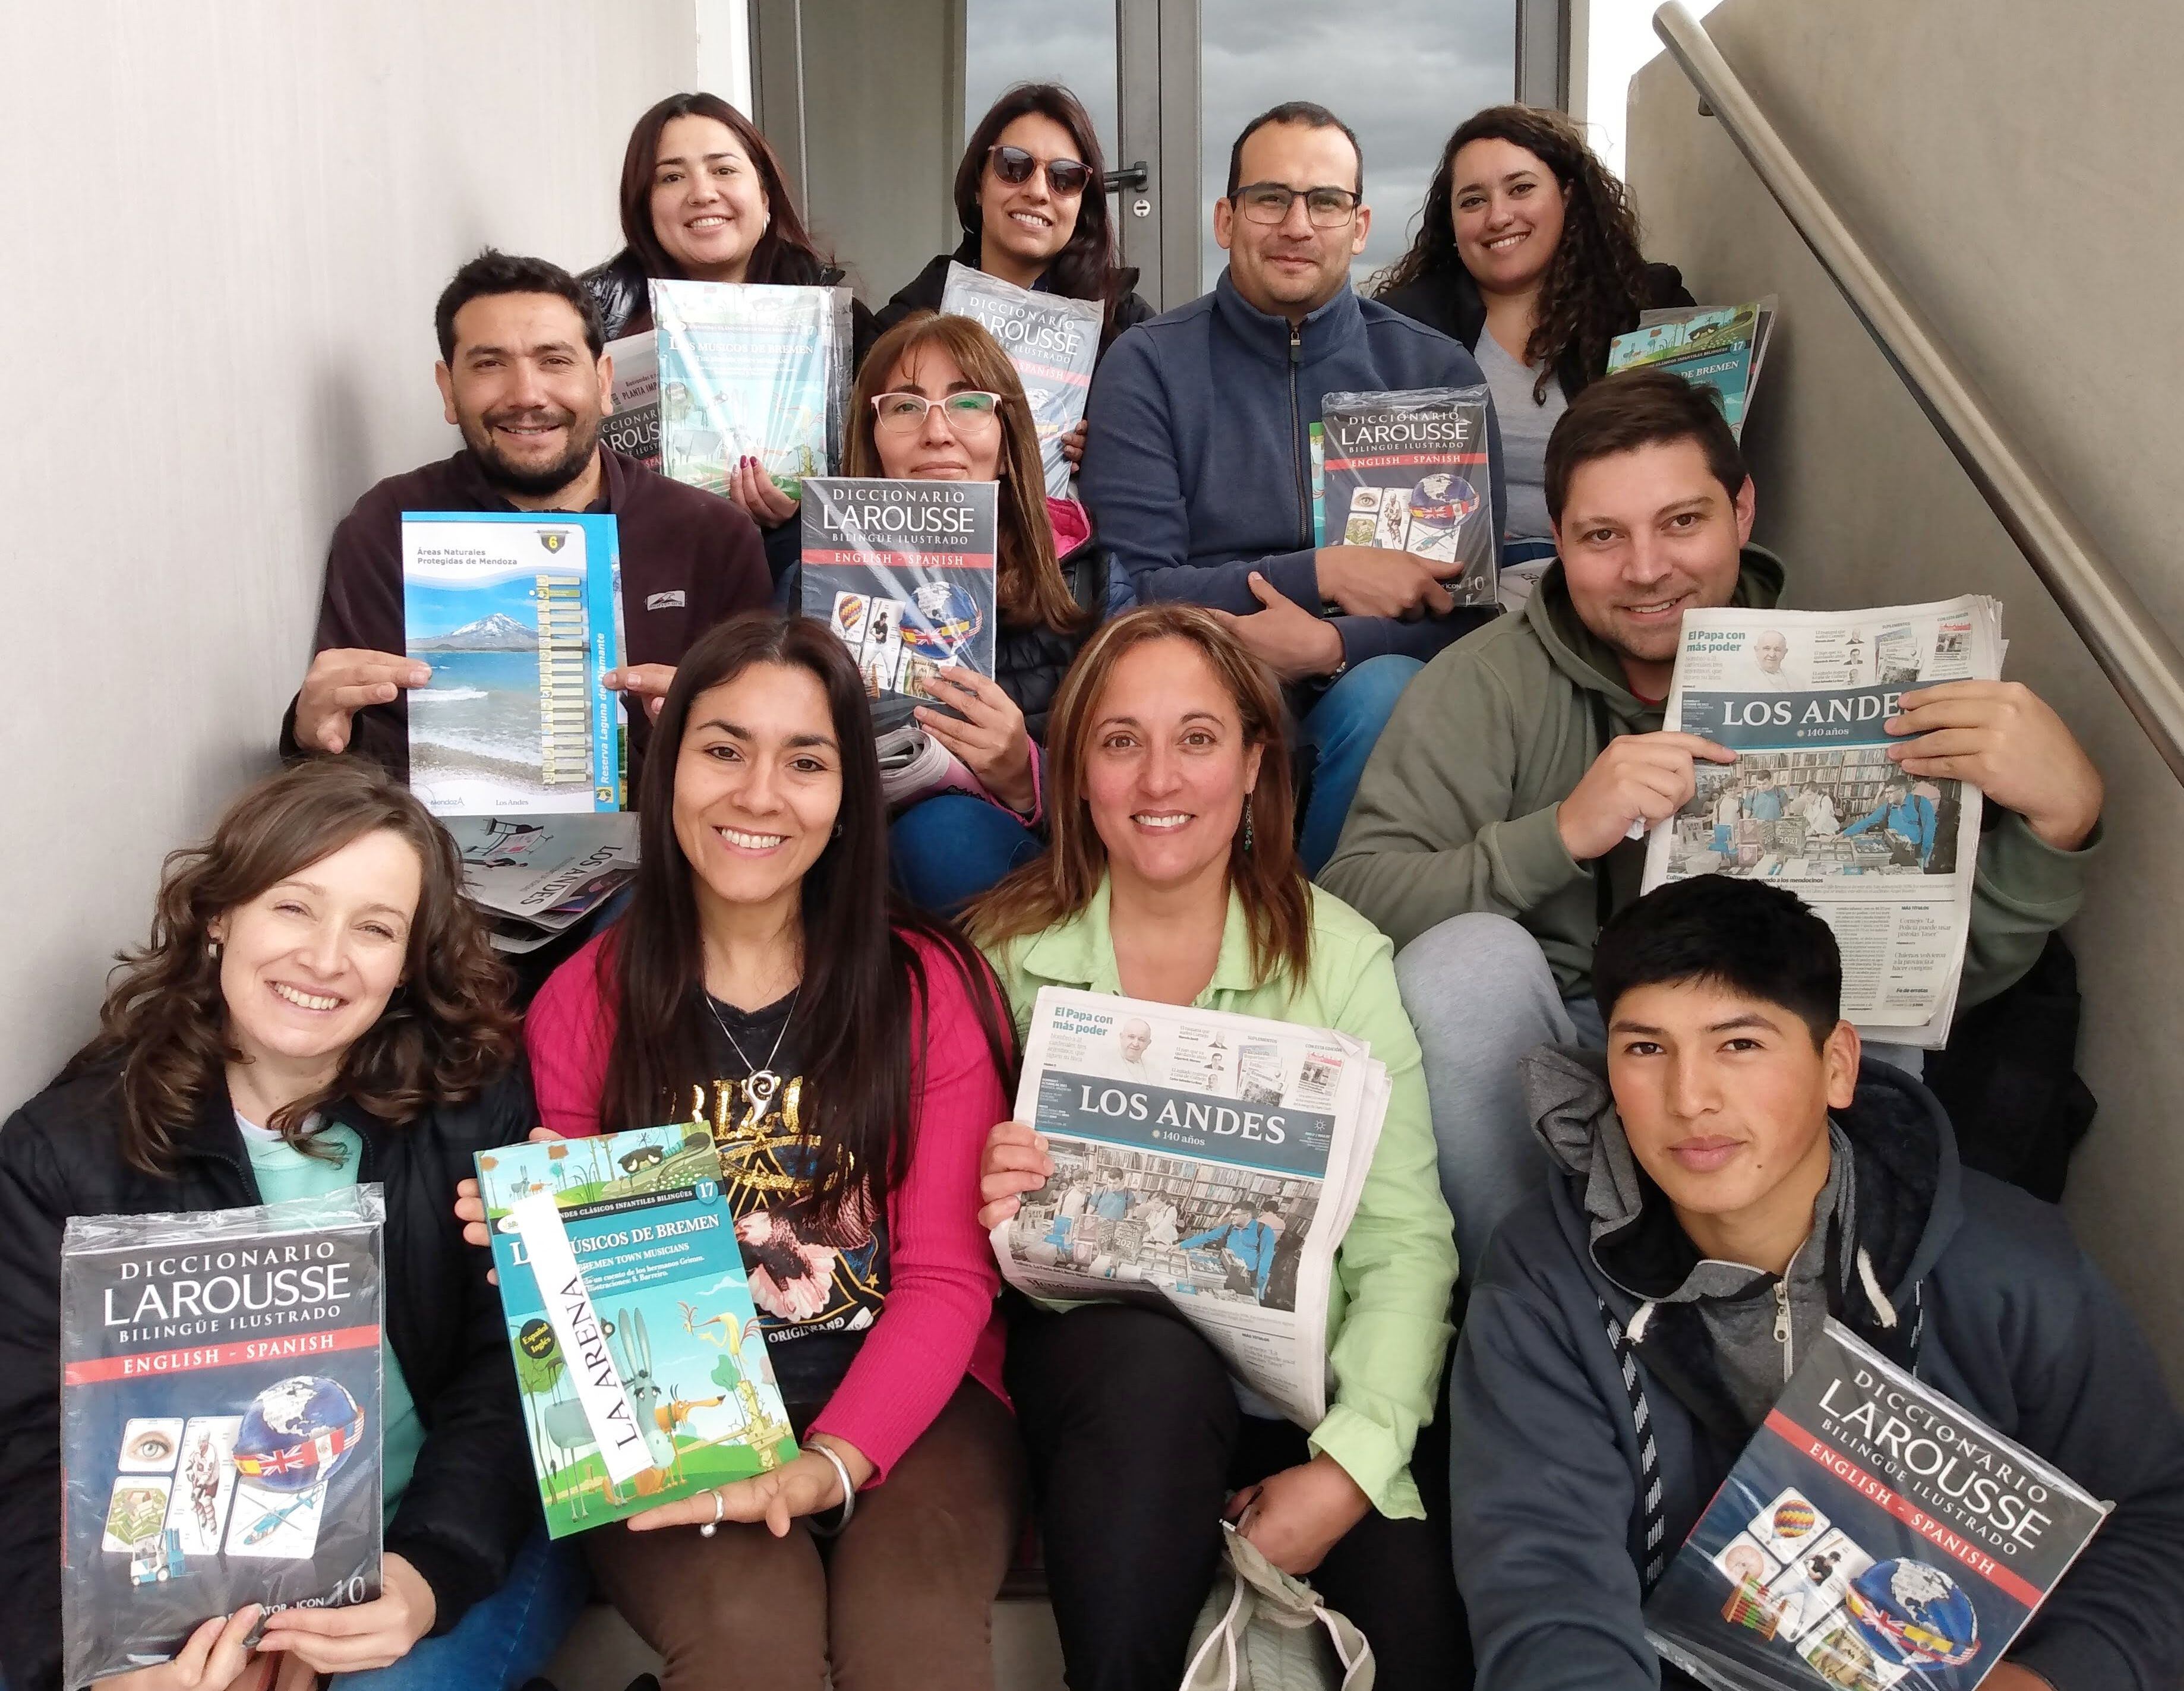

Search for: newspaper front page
xmin=995 ymin=988 xmax=1388 ymax=1427
xmin=1641 ymin=597 xmax=2004 ymax=1046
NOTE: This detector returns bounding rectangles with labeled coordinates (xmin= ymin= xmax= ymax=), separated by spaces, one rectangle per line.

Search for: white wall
xmin=0 ymin=2 xmax=701 ymax=1110
xmin=1627 ymin=1 xmax=2184 ymax=1387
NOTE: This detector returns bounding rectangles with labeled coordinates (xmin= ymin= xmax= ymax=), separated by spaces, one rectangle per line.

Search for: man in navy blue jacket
xmin=1449 ymin=875 xmax=2184 ymax=1691
xmin=1080 ymin=102 xmax=1505 ymax=870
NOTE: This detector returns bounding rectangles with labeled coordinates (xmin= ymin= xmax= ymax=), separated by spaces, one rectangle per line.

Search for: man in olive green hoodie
xmin=1318 ymin=370 xmax=2106 ymax=1268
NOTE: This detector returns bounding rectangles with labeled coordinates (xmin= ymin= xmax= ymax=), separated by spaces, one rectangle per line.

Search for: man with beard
xmin=282 ymin=250 xmax=769 ymax=783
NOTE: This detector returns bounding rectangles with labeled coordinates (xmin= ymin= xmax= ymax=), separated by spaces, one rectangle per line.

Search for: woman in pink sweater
xmin=519 ymin=611 xmax=1019 ymax=1690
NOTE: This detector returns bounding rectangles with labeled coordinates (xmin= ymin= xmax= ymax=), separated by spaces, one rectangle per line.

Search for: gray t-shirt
xmin=1474 ymin=330 xmax=1567 ymax=541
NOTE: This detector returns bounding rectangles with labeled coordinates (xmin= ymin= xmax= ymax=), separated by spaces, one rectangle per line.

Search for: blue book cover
xmin=475 ymin=1126 xmax=796 ymax=1539
xmin=1643 ymin=1319 xmax=2109 ymax=1691
xmin=59 ymin=1190 xmax=384 ymax=1686
xmin=1608 ymin=302 xmax=1762 ymax=434
xmin=401 ymin=512 xmax=624 ymax=817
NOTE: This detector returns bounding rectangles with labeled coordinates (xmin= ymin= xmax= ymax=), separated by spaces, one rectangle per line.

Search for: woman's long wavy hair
xmin=596 ymin=613 xmax=1013 ymax=1220
xmin=1374 ymin=104 xmax=1652 ymax=399
xmin=64 ymin=759 xmax=517 ymax=1175
xmin=956 ymin=83 xmax=1135 ymax=346
xmin=847 ymin=311 xmax=1087 ymax=637
xmin=613 ymin=93 xmax=834 ymax=305
xmin=967 ymin=605 xmax=1312 ymax=988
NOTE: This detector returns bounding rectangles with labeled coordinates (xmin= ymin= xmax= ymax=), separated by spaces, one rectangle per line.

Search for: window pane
xmin=963 ymin=2 xmax=1119 ymax=168
xmin=1199 ymin=0 xmax=1516 ymax=291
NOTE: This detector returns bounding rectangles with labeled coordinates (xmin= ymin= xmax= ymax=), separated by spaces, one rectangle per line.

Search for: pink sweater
xmin=523 ymin=930 xmax=1011 ymax=1482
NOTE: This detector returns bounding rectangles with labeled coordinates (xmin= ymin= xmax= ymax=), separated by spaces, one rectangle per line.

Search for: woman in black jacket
xmin=848 ymin=311 xmax=1134 ymax=912
xmin=582 ymin=91 xmax=881 ymax=586
xmin=876 ymin=84 xmax=1153 ymax=474
xmin=0 ymin=761 xmax=579 ymax=1691
xmin=1375 ymin=105 xmax=1693 ymax=595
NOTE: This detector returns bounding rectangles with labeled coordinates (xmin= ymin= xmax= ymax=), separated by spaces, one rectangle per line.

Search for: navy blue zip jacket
xmin=1078 ymin=269 xmax=1506 ymax=669
xmin=1450 ymin=1050 xmax=2184 ymax=1691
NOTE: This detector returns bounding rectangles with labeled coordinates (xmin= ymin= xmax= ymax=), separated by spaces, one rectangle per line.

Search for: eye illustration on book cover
xmin=1644 ymin=1320 xmax=2110 ymax=1691
xmin=61 ymin=1190 xmax=386 ymax=1687
xmin=1317 ymin=386 xmax=1497 ymax=607
xmin=477 ymin=1127 xmax=797 ymax=1539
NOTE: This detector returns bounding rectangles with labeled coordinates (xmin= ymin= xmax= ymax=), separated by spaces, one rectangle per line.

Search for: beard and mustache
xmin=460 ymin=402 xmax=602 ymax=499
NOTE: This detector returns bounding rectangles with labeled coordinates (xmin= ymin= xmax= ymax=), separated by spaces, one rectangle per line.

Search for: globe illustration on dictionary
xmin=231 ymin=1375 xmax=367 ymax=1494
xmin=1843 ymin=1557 xmax=1981 ymax=1670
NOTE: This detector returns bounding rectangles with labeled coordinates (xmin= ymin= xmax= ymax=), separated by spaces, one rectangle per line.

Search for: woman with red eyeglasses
xmin=876 ymin=86 xmax=1154 ymax=471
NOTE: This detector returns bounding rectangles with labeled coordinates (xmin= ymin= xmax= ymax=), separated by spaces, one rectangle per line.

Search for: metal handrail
xmin=1652 ymin=1 xmax=2184 ymax=784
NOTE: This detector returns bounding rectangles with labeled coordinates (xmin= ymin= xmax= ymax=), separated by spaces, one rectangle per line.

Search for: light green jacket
xmin=983 ymin=876 xmax=1459 ymax=1519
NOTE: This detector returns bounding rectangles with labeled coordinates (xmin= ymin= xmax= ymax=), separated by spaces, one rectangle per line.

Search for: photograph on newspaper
xmin=1642 ymin=597 xmax=2003 ymax=1045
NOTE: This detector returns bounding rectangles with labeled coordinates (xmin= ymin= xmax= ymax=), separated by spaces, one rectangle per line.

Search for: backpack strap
xmin=1599 ymin=1298 xmax=1669 ymax=1595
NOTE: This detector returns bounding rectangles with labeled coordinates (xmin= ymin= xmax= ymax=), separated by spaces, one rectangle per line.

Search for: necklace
xmin=702 ymin=983 xmax=801 ymax=1116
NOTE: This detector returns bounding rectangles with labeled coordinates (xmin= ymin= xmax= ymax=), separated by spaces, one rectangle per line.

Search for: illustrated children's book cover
xmin=59 ymin=1190 xmax=385 ymax=1688
xmin=1608 ymin=300 xmax=1769 ymax=437
xmin=800 ymin=477 xmax=1000 ymax=722
xmin=1316 ymin=386 xmax=1497 ymax=609
xmin=939 ymin=261 xmax=1103 ymax=497
xmin=402 ymin=512 xmax=625 ymax=818
xmin=1644 ymin=1319 xmax=2109 ymax=1691
xmin=476 ymin=1126 xmax=797 ymax=1539
xmin=651 ymin=279 xmax=851 ymax=501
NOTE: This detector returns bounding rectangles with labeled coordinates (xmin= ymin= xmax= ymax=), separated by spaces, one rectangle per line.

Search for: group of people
xmin=3 ymin=72 xmax=2182 ymax=1691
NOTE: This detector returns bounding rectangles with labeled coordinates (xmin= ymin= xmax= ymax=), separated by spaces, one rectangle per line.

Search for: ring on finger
xmin=698 ymin=1486 xmax=727 ymax=1537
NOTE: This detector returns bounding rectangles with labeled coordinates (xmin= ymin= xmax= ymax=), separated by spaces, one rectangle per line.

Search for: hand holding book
xmin=1313 ymin=545 xmax=1459 ymax=620
xmin=625 ymin=1435 xmax=873 ymax=1539
xmin=255 ymin=1552 xmax=435 ymax=1675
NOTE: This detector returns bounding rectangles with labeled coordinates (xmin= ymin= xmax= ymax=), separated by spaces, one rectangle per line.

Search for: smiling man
xmin=281 ymin=250 xmax=769 ymax=784
xmin=1320 ymin=368 xmax=2103 ymax=1267
xmin=1447 ymin=877 xmax=2184 ymax=1691
xmin=1079 ymin=101 xmax=1505 ymax=872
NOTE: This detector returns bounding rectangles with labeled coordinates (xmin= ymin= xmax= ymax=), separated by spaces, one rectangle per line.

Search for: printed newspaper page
xmin=994 ymin=988 xmax=1388 ymax=1427
xmin=1641 ymin=598 xmax=2004 ymax=1048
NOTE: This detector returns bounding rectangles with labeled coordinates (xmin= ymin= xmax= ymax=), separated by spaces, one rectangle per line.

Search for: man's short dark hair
xmin=1226 ymin=101 xmax=1364 ymax=198
xmin=434 ymin=250 xmax=604 ymax=364
xmin=1544 ymin=367 xmax=1747 ymax=527
xmin=1592 ymin=878 xmax=1841 ymax=1048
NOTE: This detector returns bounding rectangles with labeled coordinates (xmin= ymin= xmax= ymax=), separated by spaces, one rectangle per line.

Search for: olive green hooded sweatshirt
xmin=1319 ymin=550 xmax=2094 ymax=1007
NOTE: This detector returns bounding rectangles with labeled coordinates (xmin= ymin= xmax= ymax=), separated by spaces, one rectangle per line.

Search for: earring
xmin=832 ymin=822 xmax=844 ymax=840
xmin=1242 ymin=797 xmax=1255 ymax=854
xmin=206 ymin=939 xmax=222 ymax=962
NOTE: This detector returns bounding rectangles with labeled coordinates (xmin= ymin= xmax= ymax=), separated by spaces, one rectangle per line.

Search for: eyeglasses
xmin=1231 ymin=182 xmax=1362 ymax=228
xmin=988 ymin=145 xmax=1093 ymax=197
xmin=871 ymin=391 xmax=1005 ymax=433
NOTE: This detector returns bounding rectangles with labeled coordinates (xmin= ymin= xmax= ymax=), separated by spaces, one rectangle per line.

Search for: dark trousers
xmin=1008 ymin=1302 xmax=1467 ymax=1691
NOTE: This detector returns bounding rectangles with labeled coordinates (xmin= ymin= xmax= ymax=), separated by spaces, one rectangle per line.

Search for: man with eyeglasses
xmin=1081 ymin=100 xmax=1504 ymax=873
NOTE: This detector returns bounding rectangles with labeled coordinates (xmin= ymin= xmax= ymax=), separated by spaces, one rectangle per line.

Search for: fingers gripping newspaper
xmin=1641 ymin=597 xmax=2005 ymax=1047
xmin=995 ymin=988 xmax=1390 ymax=1427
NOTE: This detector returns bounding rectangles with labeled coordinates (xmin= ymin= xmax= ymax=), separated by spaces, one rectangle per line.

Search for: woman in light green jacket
xmin=967 ymin=604 xmax=1463 ymax=1691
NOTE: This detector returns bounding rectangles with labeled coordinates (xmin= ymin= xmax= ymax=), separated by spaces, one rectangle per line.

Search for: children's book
xmin=602 ymin=329 xmax=661 ymax=471
xmin=1609 ymin=298 xmax=1775 ymax=437
xmin=402 ymin=512 xmax=625 ymax=818
xmin=476 ymin=1127 xmax=797 ymax=1539
xmin=800 ymin=477 xmax=999 ymax=723
xmin=939 ymin=261 xmax=1103 ymax=497
xmin=1315 ymin=386 xmax=1497 ymax=609
xmin=60 ymin=1190 xmax=385 ymax=1687
xmin=1643 ymin=1319 xmax=2109 ymax=1691
xmin=651 ymin=280 xmax=851 ymax=500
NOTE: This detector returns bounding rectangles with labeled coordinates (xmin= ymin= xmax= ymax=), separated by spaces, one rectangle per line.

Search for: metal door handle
xmin=1103 ymin=160 xmax=1150 ymax=193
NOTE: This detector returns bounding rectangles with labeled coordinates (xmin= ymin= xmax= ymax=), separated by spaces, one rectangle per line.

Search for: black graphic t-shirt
xmin=692 ymin=991 xmax=890 ymax=1414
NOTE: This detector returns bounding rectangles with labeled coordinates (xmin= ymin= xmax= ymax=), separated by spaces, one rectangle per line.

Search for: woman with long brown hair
xmin=580 ymin=91 xmax=881 ymax=581
xmin=848 ymin=310 xmax=1134 ymax=910
xmin=967 ymin=605 xmax=1463 ymax=1690
xmin=0 ymin=759 xmax=584 ymax=1691
xmin=504 ymin=611 xmax=1023 ymax=1688
xmin=1375 ymin=105 xmax=1693 ymax=586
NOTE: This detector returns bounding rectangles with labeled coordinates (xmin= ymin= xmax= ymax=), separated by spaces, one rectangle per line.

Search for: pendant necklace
xmin=702 ymin=980 xmax=801 ymax=1116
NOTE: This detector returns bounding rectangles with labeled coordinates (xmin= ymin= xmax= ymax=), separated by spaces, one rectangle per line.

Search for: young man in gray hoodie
xmin=1317 ymin=370 xmax=2105 ymax=1266
xmin=1449 ymin=876 xmax=2184 ymax=1691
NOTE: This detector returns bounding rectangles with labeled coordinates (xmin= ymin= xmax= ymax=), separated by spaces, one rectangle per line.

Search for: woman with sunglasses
xmin=876 ymin=85 xmax=1153 ymax=470
xmin=582 ymin=91 xmax=882 ymax=585
xmin=850 ymin=311 xmax=1135 ymax=911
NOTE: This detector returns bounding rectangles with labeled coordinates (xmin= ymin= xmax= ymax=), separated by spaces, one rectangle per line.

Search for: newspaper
xmin=444 ymin=814 xmax=639 ymax=953
xmin=994 ymin=987 xmax=1390 ymax=1427
xmin=1640 ymin=597 xmax=2005 ymax=1047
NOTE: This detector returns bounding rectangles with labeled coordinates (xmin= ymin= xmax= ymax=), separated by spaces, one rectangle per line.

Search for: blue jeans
xmin=1299 ymin=655 xmax=1424 ymax=873
xmin=330 ymin=1529 xmax=588 ymax=1691
xmin=891 ymin=792 xmax=1046 ymax=911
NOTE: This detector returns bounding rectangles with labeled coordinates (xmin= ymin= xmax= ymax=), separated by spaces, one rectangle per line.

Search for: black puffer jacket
xmin=875 ymin=231 xmax=1154 ymax=353
xmin=1377 ymin=259 xmax=1694 ymax=399
xmin=0 ymin=1061 xmax=542 ymax=1691
xmin=1001 ymin=497 xmax=1132 ymax=744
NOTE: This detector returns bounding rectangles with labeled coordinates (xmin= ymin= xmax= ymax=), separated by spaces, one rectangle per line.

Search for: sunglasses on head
xmin=988 ymin=145 xmax=1092 ymax=197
